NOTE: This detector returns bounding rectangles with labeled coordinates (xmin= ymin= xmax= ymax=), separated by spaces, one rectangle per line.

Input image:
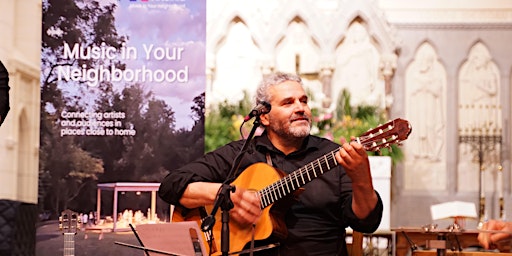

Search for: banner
xmin=40 ymin=0 xmax=206 ymax=231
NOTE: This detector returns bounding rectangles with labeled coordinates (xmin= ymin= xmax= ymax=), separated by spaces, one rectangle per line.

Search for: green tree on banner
xmin=40 ymin=0 xmax=206 ymax=218
xmin=40 ymin=0 xmax=125 ymax=218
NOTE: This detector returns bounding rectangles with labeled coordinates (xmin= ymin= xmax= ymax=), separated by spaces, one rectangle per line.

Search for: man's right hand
xmin=229 ymin=187 xmax=261 ymax=226
xmin=179 ymin=182 xmax=261 ymax=226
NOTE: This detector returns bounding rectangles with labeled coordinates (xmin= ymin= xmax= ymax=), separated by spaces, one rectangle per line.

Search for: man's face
xmin=261 ymin=80 xmax=312 ymax=138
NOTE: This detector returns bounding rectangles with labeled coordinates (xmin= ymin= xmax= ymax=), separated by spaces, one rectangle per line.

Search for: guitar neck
xmin=258 ymin=148 xmax=340 ymax=208
xmin=257 ymin=118 xmax=412 ymax=209
xmin=63 ymin=232 xmax=75 ymax=256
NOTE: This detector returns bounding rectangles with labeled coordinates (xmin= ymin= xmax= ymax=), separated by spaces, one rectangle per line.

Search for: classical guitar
xmin=174 ymin=118 xmax=412 ymax=255
xmin=59 ymin=209 xmax=80 ymax=256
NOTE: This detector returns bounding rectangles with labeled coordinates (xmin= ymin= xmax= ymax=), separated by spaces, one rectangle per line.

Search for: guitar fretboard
xmin=256 ymin=118 xmax=410 ymax=209
xmin=63 ymin=233 xmax=75 ymax=256
xmin=258 ymin=148 xmax=340 ymax=208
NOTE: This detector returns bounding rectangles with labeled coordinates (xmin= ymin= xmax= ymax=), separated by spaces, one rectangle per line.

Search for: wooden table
xmin=393 ymin=228 xmax=482 ymax=256
xmin=346 ymin=229 xmax=394 ymax=255
xmin=413 ymin=251 xmax=512 ymax=256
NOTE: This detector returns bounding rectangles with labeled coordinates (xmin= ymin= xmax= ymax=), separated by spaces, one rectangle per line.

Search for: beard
xmin=269 ymin=115 xmax=311 ymax=139
xmin=289 ymin=122 xmax=310 ymax=137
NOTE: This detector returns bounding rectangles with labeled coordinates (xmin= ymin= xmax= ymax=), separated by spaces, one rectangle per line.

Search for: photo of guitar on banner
xmin=59 ymin=209 xmax=80 ymax=256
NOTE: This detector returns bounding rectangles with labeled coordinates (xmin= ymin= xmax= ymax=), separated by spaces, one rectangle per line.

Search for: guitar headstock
xmin=358 ymin=118 xmax=412 ymax=152
xmin=59 ymin=209 xmax=80 ymax=235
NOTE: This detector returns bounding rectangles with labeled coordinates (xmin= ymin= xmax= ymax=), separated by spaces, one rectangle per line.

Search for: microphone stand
xmin=201 ymin=116 xmax=262 ymax=256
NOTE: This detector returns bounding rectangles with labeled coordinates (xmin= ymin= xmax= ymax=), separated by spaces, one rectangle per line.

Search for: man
xmin=158 ymin=72 xmax=383 ymax=256
xmin=0 ymin=60 xmax=9 ymax=126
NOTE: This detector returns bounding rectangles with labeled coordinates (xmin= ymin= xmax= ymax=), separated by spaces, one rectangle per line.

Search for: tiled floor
xmin=36 ymin=221 xmax=145 ymax=256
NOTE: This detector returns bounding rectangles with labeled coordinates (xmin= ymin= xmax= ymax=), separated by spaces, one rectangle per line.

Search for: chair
xmin=347 ymin=231 xmax=364 ymax=256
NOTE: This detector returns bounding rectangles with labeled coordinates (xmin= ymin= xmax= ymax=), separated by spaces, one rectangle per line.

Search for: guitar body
xmin=173 ymin=162 xmax=292 ymax=254
xmin=228 ymin=163 xmax=291 ymax=250
xmin=172 ymin=205 xmax=221 ymax=254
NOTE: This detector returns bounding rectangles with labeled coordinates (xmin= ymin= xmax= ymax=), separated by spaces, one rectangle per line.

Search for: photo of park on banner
xmin=37 ymin=0 xmax=206 ymax=254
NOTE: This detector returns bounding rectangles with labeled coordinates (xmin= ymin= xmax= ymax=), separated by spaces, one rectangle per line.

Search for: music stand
xmin=115 ymin=221 xmax=207 ymax=256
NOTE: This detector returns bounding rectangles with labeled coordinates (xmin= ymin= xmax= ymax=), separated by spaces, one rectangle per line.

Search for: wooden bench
xmin=84 ymin=227 xmax=111 ymax=240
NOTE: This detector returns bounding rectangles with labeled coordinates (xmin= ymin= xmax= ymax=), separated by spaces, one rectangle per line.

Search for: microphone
xmin=244 ymin=101 xmax=271 ymax=121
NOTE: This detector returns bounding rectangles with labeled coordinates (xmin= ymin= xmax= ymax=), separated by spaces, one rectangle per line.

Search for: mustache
xmin=290 ymin=113 xmax=310 ymax=122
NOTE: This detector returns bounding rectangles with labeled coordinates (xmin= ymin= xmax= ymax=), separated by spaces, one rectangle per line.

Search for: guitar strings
xmin=258 ymin=148 xmax=340 ymax=208
xmin=258 ymin=125 xmax=399 ymax=208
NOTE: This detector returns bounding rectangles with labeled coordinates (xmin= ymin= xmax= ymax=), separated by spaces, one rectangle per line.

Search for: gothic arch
xmin=329 ymin=17 xmax=389 ymax=110
xmin=207 ymin=5 xmax=267 ymax=59
xmin=273 ymin=16 xmax=321 ymax=50
xmin=326 ymin=1 xmax=399 ymax=56
xmin=334 ymin=17 xmax=376 ymax=49
xmin=266 ymin=9 xmax=325 ymax=53
xmin=324 ymin=2 xmax=400 ymax=110
xmin=458 ymin=41 xmax=501 ymax=133
xmin=456 ymin=40 xmax=498 ymax=71
xmin=274 ymin=16 xmax=322 ymax=76
xmin=405 ymin=40 xmax=446 ymax=69
xmin=405 ymin=41 xmax=447 ymax=161
xmin=210 ymin=16 xmax=261 ymax=54
xmin=208 ymin=16 xmax=264 ymax=104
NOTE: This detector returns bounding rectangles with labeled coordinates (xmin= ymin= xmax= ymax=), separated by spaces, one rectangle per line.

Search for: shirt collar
xmin=254 ymin=131 xmax=320 ymax=155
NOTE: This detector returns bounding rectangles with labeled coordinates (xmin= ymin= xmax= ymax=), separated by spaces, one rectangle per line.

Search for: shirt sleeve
xmin=344 ymin=191 xmax=384 ymax=234
xmin=158 ymin=141 xmax=242 ymax=206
